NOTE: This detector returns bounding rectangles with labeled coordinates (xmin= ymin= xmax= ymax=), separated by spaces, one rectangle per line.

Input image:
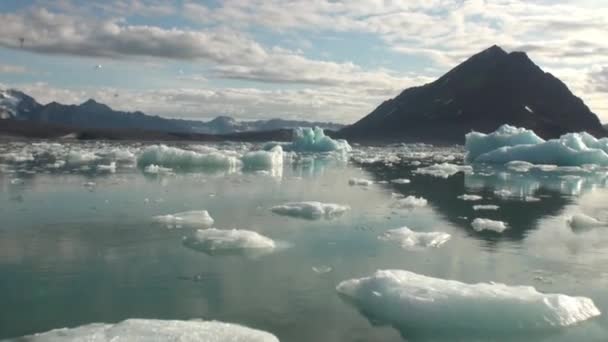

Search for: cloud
xmin=589 ymin=67 xmax=608 ymax=93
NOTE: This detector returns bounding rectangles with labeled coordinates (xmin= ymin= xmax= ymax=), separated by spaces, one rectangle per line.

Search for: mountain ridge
xmin=339 ymin=45 xmax=605 ymax=143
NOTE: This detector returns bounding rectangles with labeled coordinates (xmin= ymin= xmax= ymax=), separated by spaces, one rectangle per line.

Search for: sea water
xmin=1 ymin=140 xmax=608 ymax=341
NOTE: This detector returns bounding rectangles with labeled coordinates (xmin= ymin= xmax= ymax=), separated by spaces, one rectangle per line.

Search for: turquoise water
xmin=1 ymin=141 xmax=608 ymax=341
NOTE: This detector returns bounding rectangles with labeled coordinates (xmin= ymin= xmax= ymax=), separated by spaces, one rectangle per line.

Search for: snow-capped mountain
xmin=0 ymin=88 xmax=343 ymax=134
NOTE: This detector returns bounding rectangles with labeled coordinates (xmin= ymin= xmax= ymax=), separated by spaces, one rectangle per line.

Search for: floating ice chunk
xmin=2 ymin=151 xmax=34 ymax=162
xmin=390 ymin=178 xmax=410 ymax=184
xmin=143 ymin=164 xmax=174 ymax=175
xmin=271 ymin=201 xmax=350 ymax=220
xmin=524 ymin=196 xmax=541 ymax=202
xmin=153 ymin=210 xmax=214 ymax=228
xmin=473 ymin=205 xmax=500 ymax=211
xmin=182 ymin=228 xmax=276 ymax=255
xmin=506 ymin=160 xmax=535 ymax=172
xmin=242 ymin=146 xmax=283 ymax=170
xmin=9 ymin=178 xmax=24 ymax=185
xmin=336 ymin=270 xmax=600 ymax=334
xmin=394 ymin=196 xmax=428 ymax=209
xmin=138 ymin=145 xmax=240 ymax=170
xmin=97 ymin=162 xmax=116 ymax=173
xmin=458 ymin=194 xmax=482 ymax=201
xmin=466 ymin=125 xmax=608 ymax=166
xmin=312 ymin=265 xmax=333 ymax=274
xmin=18 ymin=318 xmax=279 ymax=342
xmin=66 ymin=150 xmax=99 ymax=166
xmin=494 ymin=189 xmax=513 ymax=198
xmin=525 ymin=105 xmax=534 ymax=113
xmin=289 ymin=127 xmax=351 ymax=152
xmin=568 ymin=213 xmax=608 ymax=232
xmin=413 ymin=163 xmax=472 ymax=178
xmin=348 ymin=178 xmax=373 ymax=186
xmin=472 ymin=218 xmax=508 ymax=233
xmin=379 ymin=227 xmax=450 ymax=249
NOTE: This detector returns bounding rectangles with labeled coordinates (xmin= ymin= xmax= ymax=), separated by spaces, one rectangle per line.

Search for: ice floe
xmin=390 ymin=178 xmax=410 ymax=184
xmin=466 ymin=125 xmax=608 ymax=166
xmin=458 ymin=194 xmax=482 ymax=201
xmin=138 ymin=145 xmax=240 ymax=170
xmin=413 ymin=163 xmax=472 ymax=178
xmin=379 ymin=227 xmax=451 ymax=249
xmin=568 ymin=213 xmax=608 ymax=232
xmin=473 ymin=205 xmax=500 ymax=211
xmin=17 ymin=318 xmax=279 ymax=341
xmin=182 ymin=228 xmax=276 ymax=256
xmin=271 ymin=201 xmax=350 ymax=220
xmin=348 ymin=178 xmax=373 ymax=186
xmin=336 ymin=270 xmax=600 ymax=334
xmin=153 ymin=210 xmax=215 ymax=228
xmin=472 ymin=218 xmax=508 ymax=233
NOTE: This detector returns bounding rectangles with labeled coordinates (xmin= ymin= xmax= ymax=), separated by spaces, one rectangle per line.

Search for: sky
xmin=0 ymin=0 xmax=607 ymax=124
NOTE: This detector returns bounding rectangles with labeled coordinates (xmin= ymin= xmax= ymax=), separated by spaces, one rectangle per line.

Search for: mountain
xmin=0 ymin=89 xmax=343 ymax=135
xmin=339 ymin=45 xmax=605 ymax=143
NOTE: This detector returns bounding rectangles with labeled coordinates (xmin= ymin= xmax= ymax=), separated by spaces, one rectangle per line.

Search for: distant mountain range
xmin=0 ymin=89 xmax=343 ymax=135
xmin=339 ymin=45 xmax=605 ymax=143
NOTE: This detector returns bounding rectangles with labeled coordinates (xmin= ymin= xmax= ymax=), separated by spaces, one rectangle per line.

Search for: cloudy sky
xmin=0 ymin=0 xmax=607 ymax=123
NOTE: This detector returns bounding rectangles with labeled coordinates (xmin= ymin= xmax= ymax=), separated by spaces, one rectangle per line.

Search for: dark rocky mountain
xmin=0 ymin=89 xmax=343 ymax=135
xmin=339 ymin=45 xmax=605 ymax=143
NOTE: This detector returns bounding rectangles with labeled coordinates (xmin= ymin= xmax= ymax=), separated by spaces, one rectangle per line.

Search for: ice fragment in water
xmin=153 ymin=210 xmax=214 ymax=228
xmin=413 ymin=163 xmax=472 ymax=178
xmin=390 ymin=178 xmax=410 ymax=184
xmin=289 ymin=127 xmax=351 ymax=152
xmin=472 ymin=218 xmax=508 ymax=233
xmin=458 ymin=194 xmax=482 ymax=201
xmin=138 ymin=145 xmax=240 ymax=170
xmin=242 ymin=146 xmax=283 ymax=170
xmin=379 ymin=227 xmax=450 ymax=249
xmin=271 ymin=201 xmax=349 ymax=220
xmin=568 ymin=213 xmax=608 ymax=232
xmin=394 ymin=196 xmax=428 ymax=209
xmin=182 ymin=228 xmax=276 ymax=256
xmin=348 ymin=178 xmax=373 ymax=186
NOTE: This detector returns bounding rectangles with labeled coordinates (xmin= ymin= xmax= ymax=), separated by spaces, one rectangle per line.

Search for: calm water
xmin=1 ymin=141 xmax=608 ymax=341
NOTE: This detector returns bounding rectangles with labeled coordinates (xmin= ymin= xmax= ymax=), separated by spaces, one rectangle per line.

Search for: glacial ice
xmin=390 ymin=178 xmax=411 ymax=184
xmin=473 ymin=205 xmax=500 ymax=211
xmin=138 ymin=145 xmax=240 ymax=170
xmin=458 ymin=194 xmax=482 ymax=201
xmin=66 ymin=150 xmax=99 ymax=166
xmin=17 ymin=318 xmax=279 ymax=342
xmin=379 ymin=227 xmax=451 ymax=249
xmin=472 ymin=218 xmax=508 ymax=233
xmin=413 ymin=163 xmax=473 ymax=178
xmin=568 ymin=213 xmax=608 ymax=232
xmin=97 ymin=162 xmax=116 ymax=173
xmin=182 ymin=228 xmax=276 ymax=254
xmin=336 ymin=270 xmax=600 ymax=334
xmin=394 ymin=196 xmax=428 ymax=209
xmin=466 ymin=125 xmax=608 ymax=166
xmin=271 ymin=201 xmax=350 ymax=220
xmin=153 ymin=210 xmax=215 ymax=228
xmin=242 ymin=146 xmax=283 ymax=170
xmin=348 ymin=178 xmax=373 ymax=186
xmin=143 ymin=164 xmax=174 ymax=175
xmin=289 ymin=127 xmax=351 ymax=152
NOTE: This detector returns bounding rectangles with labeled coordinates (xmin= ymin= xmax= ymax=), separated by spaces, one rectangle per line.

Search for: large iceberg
xmin=17 ymin=318 xmax=279 ymax=341
xmin=138 ymin=145 xmax=240 ymax=170
xmin=466 ymin=125 xmax=608 ymax=166
xmin=337 ymin=270 xmax=600 ymax=335
xmin=271 ymin=201 xmax=350 ymax=220
xmin=289 ymin=127 xmax=351 ymax=152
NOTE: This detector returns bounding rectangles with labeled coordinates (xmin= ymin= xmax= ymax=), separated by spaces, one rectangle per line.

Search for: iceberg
xmin=182 ymin=228 xmax=276 ymax=256
xmin=413 ymin=163 xmax=472 ymax=178
xmin=138 ymin=145 xmax=240 ymax=170
xmin=394 ymin=196 xmax=428 ymax=209
xmin=17 ymin=318 xmax=279 ymax=342
xmin=472 ymin=218 xmax=508 ymax=233
xmin=466 ymin=125 xmax=608 ymax=166
xmin=271 ymin=201 xmax=349 ymax=220
xmin=153 ymin=210 xmax=214 ymax=228
xmin=242 ymin=146 xmax=283 ymax=171
xmin=348 ymin=178 xmax=373 ymax=186
xmin=289 ymin=127 xmax=351 ymax=152
xmin=379 ymin=227 xmax=450 ymax=249
xmin=473 ymin=204 xmax=500 ymax=211
xmin=336 ymin=270 xmax=600 ymax=335
xmin=458 ymin=194 xmax=482 ymax=201
xmin=568 ymin=213 xmax=608 ymax=232
xmin=390 ymin=178 xmax=411 ymax=184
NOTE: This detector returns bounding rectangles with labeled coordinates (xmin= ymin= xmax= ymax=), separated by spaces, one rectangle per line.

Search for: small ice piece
xmin=336 ymin=270 xmax=600 ymax=334
xmin=153 ymin=210 xmax=214 ymax=228
xmin=312 ymin=265 xmax=333 ymax=274
xmin=379 ymin=226 xmax=451 ymax=249
xmin=182 ymin=228 xmax=276 ymax=255
xmin=66 ymin=150 xmax=99 ymax=166
xmin=525 ymin=105 xmax=534 ymax=113
xmin=349 ymin=178 xmax=373 ymax=186
xmin=390 ymin=178 xmax=411 ymax=184
xmin=413 ymin=163 xmax=472 ymax=178
xmin=524 ymin=196 xmax=541 ymax=202
xmin=567 ymin=213 xmax=608 ymax=232
xmin=473 ymin=205 xmax=500 ymax=211
xmin=242 ymin=146 xmax=283 ymax=170
xmin=394 ymin=196 xmax=428 ymax=209
xmin=9 ymin=178 xmax=24 ymax=185
xmin=83 ymin=181 xmax=96 ymax=188
xmin=143 ymin=164 xmax=174 ymax=174
xmin=472 ymin=218 xmax=508 ymax=233
xmin=271 ymin=201 xmax=350 ymax=220
xmin=458 ymin=194 xmax=482 ymax=201
xmin=494 ymin=189 xmax=512 ymax=198
xmin=97 ymin=162 xmax=116 ymax=173
xmin=17 ymin=318 xmax=279 ymax=341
